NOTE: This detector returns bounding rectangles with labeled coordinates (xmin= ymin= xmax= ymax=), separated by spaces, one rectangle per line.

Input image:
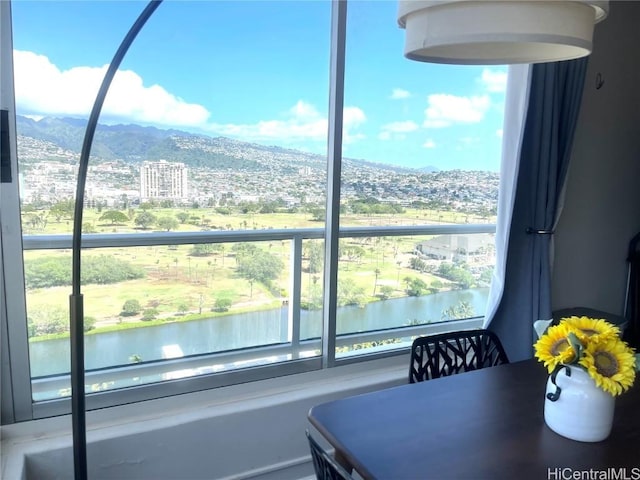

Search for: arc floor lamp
xmin=68 ymin=1 xmax=607 ymax=478
xmin=69 ymin=2 xmax=162 ymax=478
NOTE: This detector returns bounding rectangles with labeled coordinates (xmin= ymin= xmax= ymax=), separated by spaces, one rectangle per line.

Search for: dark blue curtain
xmin=488 ymin=58 xmax=589 ymax=361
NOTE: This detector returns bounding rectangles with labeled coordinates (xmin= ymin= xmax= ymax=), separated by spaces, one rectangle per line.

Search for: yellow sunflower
xmin=561 ymin=316 xmax=620 ymax=343
xmin=578 ymin=337 xmax=636 ymax=396
xmin=534 ymin=323 xmax=577 ymax=373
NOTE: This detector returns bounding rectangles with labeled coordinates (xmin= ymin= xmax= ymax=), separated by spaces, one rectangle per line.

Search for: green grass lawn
xmin=23 ymin=207 xmax=491 ymax=339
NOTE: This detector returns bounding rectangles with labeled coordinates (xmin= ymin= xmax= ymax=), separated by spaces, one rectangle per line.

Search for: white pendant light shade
xmin=398 ymin=1 xmax=609 ymax=65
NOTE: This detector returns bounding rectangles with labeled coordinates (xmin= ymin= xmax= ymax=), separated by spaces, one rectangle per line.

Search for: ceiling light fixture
xmin=398 ymin=0 xmax=609 ymax=65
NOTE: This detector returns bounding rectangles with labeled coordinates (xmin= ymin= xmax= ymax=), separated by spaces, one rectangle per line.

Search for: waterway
xmin=29 ymin=287 xmax=489 ymax=377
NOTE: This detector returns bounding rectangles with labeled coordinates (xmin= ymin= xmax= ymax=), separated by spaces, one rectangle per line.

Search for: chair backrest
xmin=408 ymin=329 xmax=509 ymax=383
xmin=306 ymin=430 xmax=353 ymax=480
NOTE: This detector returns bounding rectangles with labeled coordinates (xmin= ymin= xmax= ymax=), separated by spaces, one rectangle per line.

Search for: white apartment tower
xmin=140 ymin=160 xmax=188 ymax=201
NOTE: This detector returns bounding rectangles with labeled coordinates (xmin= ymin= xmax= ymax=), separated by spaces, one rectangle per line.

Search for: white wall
xmin=553 ymin=1 xmax=640 ymax=314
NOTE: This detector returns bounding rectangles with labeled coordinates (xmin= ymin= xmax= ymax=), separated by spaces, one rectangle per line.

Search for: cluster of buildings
xmin=17 ymin=133 xmax=498 ymax=215
xmin=416 ymin=234 xmax=496 ymax=265
xmin=18 ymin=135 xmax=190 ymax=207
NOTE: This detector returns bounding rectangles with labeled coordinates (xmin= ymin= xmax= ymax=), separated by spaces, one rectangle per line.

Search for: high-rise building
xmin=140 ymin=160 xmax=188 ymax=201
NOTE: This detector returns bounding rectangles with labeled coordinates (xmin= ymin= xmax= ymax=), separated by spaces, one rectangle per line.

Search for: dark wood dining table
xmin=308 ymin=359 xmax=640 ymax=480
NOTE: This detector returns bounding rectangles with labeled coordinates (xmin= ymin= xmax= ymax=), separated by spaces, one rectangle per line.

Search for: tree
xmin=410 ymin=257 xmax=428 ymax=272
xmin=309 ymin=208 xmax=325 ymax=222
xmin=99 ymin=210 xmax=129 ymax=225
xmin=25 ymin=212 xmax=48 ymax=231
xmin=479 ymin=267 xmax=493 ymax=286
xmin=340 ymin=244 xmax=365 ymax=264
xmin=176 ymin=212 xmax=190 ymax=224
xmin=337 ymin=279 xmax=366 ymax=307
xmin=303 ymin=277 xmax=323 ymax=310
xmin=84 ymin=316 xmax=96 ymax=332
xmin=373 ymin=268 xmax=381 ymax=296
xmin=141 ymin=309 xmax=158 ymax=321
xmin=82 ymin=222 xmax=96 ymax=233
xmin=190 ymin=244 xmax=215 ymax=256
xmin=437 ymin=262 xmax=475 ymax=289
xmin=236 ymin=248 xmax=284 ymax=287
xmin=157 ymin=216 xmax=179 ymax=231
xmin=379 ymin=285 xmax=395 ymax=300
xmin=176 ymin=303 xmax=189 ymax=315
xmin=305 ymin=241 xmax=324 ymax=274
xmin=49 ymin=199 xmax=74 ymax=222
xmin=248 ymin=278 xmax=255 ymax=298
xmin=213 ymin=297 xmax=232 ymax=312
xmin=135 ymin=211 xmax=157 ymax=229
xmin=121 ymin=299 xmax=142 ymax=316
xmin=442 ymin=301 xmax=475 ymax=321
xmin=24 ymin=255 xmax=144 ymax=289
xmin=27 ymin=307 xmax=68 ymax=336
xmin=233 ymin=242 xmax=259 ymax=257
xmin=406 ymin=277 xmax=428 ymax=296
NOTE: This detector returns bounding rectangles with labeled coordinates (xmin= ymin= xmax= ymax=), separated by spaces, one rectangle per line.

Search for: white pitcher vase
xmin=544 ymin=364 xmax=615 ymax=442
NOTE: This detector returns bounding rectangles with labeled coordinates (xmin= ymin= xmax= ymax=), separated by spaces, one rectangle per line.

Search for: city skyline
xmin=10 ymin=1 xmax=507 ymax=171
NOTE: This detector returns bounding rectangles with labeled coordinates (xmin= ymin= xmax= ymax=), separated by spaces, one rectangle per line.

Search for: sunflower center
xmin=550 ymin=338 xmax=571 ymax=357
xmin=593 ymin=351 xmax=619 ymax=378
xmin=580 ymin=328 xmax=598 ymax=337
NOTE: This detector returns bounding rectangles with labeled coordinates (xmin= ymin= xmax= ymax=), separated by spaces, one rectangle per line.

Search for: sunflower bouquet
xmin=534 ymin=316 xmax=636 ymax=396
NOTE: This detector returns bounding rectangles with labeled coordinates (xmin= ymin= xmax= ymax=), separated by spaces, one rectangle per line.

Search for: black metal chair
xmin=408 ymin=329 xmax=509 ymax=383
xmin=306 ymin=429 xmax=353 ymax=480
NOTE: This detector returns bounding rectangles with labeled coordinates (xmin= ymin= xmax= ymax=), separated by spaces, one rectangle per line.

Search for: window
xmin=335 ymin=2 xmax=505 ymax=357
xmin=1 ymin=1 xmax=505 ymax=420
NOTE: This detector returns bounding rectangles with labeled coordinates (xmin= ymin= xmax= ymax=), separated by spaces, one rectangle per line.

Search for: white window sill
xmin=1 ymin=354 xmax=409 ymax=480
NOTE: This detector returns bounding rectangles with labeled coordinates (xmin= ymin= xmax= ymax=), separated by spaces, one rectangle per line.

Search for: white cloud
xmin=13 ymin=50 xmax=210 ymax=127
xmin=381 ymin=121 xmax=419 ymax=134
xmin=390 ymin=88 xmax=411 ymax=100
xmin=13 ymin=50 xmax=367 ymax=145
xmin=423 ymin=94 xmax=490 ymax=128
xmin=479 ymin=68 xmax=508 ymax=93
xmin=423 ymin=139 xmax=436 ymax=148
xmin=496 ymin=129 xmax=503 ymax=138
xmin=209 ymin=100 xmax=366 ymax=143
xmin=378 ymin=120 xmax=418 ymax=141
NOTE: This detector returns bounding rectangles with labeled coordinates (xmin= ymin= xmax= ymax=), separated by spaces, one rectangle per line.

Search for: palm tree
xmin=373 ymin=268 xmax=381 ymax=296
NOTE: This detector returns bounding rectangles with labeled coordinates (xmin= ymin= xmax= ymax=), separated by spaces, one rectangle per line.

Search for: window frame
xmin=0 ymin=0 xmax=499 ymax=423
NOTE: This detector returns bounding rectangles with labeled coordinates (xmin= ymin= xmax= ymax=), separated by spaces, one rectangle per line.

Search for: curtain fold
xmin=486 ymin=58 xmax=589 ymax=362
xmin=483 ymin=65 xmax=532 ymax=329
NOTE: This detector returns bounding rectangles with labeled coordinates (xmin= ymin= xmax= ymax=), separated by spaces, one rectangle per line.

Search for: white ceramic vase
xmin=544 ymin=364 xmax=615 ymax=442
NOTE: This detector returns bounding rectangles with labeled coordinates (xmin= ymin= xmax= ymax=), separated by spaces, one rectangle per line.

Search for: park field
xmin=22 ymin=206 xmax=493 ymax=340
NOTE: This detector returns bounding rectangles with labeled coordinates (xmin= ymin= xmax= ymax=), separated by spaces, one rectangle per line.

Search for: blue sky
xmin=11 ymin=1 xmax=507 ymax=171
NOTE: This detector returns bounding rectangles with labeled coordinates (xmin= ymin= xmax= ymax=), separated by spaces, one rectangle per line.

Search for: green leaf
xmin=567 ymin=331 xmax=583 ymax=363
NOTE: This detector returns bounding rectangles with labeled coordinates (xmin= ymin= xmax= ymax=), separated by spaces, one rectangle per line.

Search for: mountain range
xmin=16 ymin=115 xmax=439 ymax=174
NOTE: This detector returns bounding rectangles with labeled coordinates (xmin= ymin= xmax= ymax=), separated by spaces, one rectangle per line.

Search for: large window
xmin=335 ymin=2 xmax=505 ymax=357
xmin=2 ymin=1 xmax=505 ymax=419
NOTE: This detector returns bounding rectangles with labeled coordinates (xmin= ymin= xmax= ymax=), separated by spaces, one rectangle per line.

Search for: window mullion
xmin=1 ymin=0 xmax=34 ymax=423
xmin=322 ymin=0 xmax=347 ymax=369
